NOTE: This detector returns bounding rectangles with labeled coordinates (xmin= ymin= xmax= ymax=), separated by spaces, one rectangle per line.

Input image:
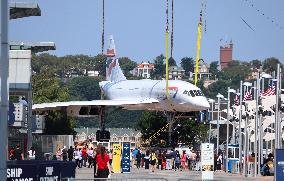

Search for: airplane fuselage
xmin=101 ymin=79 xmax=210 ymax=112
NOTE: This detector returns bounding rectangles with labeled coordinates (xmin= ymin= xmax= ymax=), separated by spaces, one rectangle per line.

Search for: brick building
xmin=220 ymin=41 xmax=233 ymax=69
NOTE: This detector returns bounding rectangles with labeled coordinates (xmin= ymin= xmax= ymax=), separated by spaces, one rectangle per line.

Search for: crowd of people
xmin=131 ymin=148 xmax=201 ymax=172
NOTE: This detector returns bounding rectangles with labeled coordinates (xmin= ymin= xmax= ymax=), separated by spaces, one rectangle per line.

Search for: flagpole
xmin=254 ymin=80 xmax=258 ymax=177
xmin=239 ymin=80 xmax=243 ymax=175
xmin=275 ymin=64 xmax=281 ymax=149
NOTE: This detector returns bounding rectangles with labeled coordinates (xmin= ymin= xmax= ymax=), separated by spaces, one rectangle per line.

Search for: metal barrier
xmin=67 ymin=178 xmax=168 ymax=181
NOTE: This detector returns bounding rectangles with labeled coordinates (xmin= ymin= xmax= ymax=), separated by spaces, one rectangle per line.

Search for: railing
xmin=66 ymin=178 xmax=168 ymax=181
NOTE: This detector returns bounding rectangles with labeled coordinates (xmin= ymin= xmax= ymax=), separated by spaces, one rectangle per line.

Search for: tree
xmin=32 ymin=68 xmax=69 ymax=104
xmin=32 ymin=68 xmax=74 ymax=135
xmin=203 ymin=80 xmax=230 ymax=99
xmin=250 ymin=59 xmax=262 ymax=69
xmin=263 ymin=57 xmax=282 ymax=73
xmin=180 ymin=57 xmax=194 ymax=76
xmin=209 ymin=61 xmax=219 ymax=79
xmin=94 ymin=54 xmax=107 ymax=77
xmin=118 ymin=57 xmax=137 ymax=78
xmin=168 ymin=57 xmax=177 ymax=67
xmin=172 ymin=119 xmax=208 ymax=148
xmin=136 ymin=111 xmax=167 ymax=146
xmin=219 ymin=60 xmax=251 ymax=83
xmin=66 ymin=76 xmax=103 ymax=101
xmin=151 ymin=54 xmax=165 ymax=79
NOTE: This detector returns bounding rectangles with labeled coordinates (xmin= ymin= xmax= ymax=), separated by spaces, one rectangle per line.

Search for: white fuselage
xmin=101 ymin=79 xmax=210 ymax=112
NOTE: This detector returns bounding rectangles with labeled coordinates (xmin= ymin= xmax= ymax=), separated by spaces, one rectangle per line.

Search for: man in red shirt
xmin=95 ymin=146 xmax=111 ymax=178
xmin=81 ymin=147 xmax=87 ymax=167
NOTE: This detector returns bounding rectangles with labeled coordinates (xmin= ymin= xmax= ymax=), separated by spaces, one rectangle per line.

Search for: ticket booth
xmin=227 ymin=144 xmax=240 ymax=173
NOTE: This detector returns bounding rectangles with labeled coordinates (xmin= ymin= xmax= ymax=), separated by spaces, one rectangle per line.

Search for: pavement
xmin=75 ymin=166 xmax=274 ymax=181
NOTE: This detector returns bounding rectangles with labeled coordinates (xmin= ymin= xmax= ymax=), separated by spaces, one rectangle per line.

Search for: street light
xmin=225 ymin=88 xmax=236 ymax=172
xmin=216 ymin=93 xmax=224 ymax=155
xmin=242 ymin=82 xmax=252 ymax=176
xmin=208 ymin=99 xmax=215 ymax=143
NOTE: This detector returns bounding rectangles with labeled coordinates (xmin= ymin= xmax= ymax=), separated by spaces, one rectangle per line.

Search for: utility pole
xmin=0 ymin=0 xmax=9 ymax=179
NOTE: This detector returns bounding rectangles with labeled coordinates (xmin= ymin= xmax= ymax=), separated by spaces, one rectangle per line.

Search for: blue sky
xmin=10 ymin=0 xmax=284 ymax=64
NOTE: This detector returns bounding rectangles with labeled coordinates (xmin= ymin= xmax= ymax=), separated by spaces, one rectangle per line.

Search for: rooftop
xmin=10 ymin=2 xmax=41 ymax=19
xmin=10 ymin=42 xmax=56 ymax=53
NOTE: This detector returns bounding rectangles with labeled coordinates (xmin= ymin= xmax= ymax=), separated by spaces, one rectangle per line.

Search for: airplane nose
xmin=192 ymin=97 xmax=210 ymax=110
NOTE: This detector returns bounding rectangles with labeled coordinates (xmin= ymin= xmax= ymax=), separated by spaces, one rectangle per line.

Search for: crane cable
xmin=165 ymin=0 xmax=169 ymax=98
xmin=170 ymin=0 xmax=174 ymax=58
xmin=101 ymin=0 xmax=105 ymax=54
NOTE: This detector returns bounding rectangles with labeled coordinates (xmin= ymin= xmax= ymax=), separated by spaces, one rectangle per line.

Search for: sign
xmin=112 ymin=143 xmax=122 ymax=173
xmin=201 ymin=143 xmax=214 ymax=180
xmin=275 ymin=149 xmax=284 ymax=181
xmin=7 ymin=165 xmax=37 ymax=181
xmin=121 ymin=143 xmax=131 ymax=173
xmin=38 ymin=163 xmax=61 ymax=181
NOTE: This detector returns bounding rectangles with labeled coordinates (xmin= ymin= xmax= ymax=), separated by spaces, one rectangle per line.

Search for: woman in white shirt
xmin=28 ymin=147 xmax=35 ymax=160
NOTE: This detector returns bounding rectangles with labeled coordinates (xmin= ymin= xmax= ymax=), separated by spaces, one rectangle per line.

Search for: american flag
xmin=243 ymin=89 xmax=253 ymax=101
xmin=234 ymin=94 xmax=239 ymax=106
xmin=262 ymin=81 xmax=276 ymax=96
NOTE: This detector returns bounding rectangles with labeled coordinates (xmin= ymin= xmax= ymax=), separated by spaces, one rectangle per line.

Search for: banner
xmin=122 ymin=143 xmax=131 ymax=173
xmin=275 ymin=149 xmax=284 ymax=181
xmin=112 ymin=143 xmax=122 ymax=173
xmin=201 ymin=143 xmax=214 ymax=180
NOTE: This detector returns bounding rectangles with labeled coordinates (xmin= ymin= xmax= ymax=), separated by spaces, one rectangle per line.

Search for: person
xmin=150 ymin=151 xmax=157 ymax=172
xmin=109 ymin=149 xmax=113 ymax=166
xmin=216 ymin=153 xmax=223 ymax=171
xmin=95 ymin=146 xmax=111 ymax=179
xmin=181 ymin=150 xmax=187 ymax=171
xmin=28 ymin=147 xmax=35 ymax=160
xmin=141 ymin=150 xmax=145 ymax=168
xmin=175 ymin=151 xmax=181 ymax=171
xmin=94 ymin=144 xmax=102 ymax=178
xmin=81 ymin=147 xmax=87 ymax=167
xmin=74 ymin=147 xmax=81 ymax=168
xmin=190 ymin=150 xmax=197 ymax=171
xmin=87 ymin=147 xmax=94 ymax=168
xmin=9 ymin=147 xmax=15 ymax=160
xmin=14 ymin=144 xmax=24 ymax=160
xmin=157 ymin=151 xmax=163 ymax=170
xmin=144 ymin=151 xmax=150 ymax=170
xmin=165 ymin=150 xmax=172 ymax=170
xmin=67 ymin=146 xmax=74 ymax=161
xmin=186 ymin=149 xmax=193 ymax=170
xmin=136 ymin=150 xmax=142 ymax=169
xmin=56 ymin=148 xmax=62 ymax=160
xmin=62 ymin=146 xmax=68 ymax=161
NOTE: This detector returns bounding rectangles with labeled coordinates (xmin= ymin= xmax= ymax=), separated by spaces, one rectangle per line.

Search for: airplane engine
xmin=67 ymin=106 xmax=101 ymax=117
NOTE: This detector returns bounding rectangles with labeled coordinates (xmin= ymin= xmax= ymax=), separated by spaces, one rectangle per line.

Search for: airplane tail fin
xmin=107 ymin=59 xmax=127 ymax=83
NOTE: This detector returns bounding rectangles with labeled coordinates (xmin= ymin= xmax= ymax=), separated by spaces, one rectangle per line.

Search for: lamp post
xmin=216 ymin=93 xmax=224 ymax=155
xmin=243 ymin=81 xmax=252 ymax=176
xmin=208 ymin=99 xmax=215 ymax=143
xmin=226 ymin=87 xmax=236 ymax=172
xmin=256 ymin=72 xmax=272 ymax=175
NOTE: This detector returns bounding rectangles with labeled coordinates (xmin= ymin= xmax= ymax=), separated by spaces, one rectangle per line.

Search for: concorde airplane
xmin=32 ymin=36 xmax=210 ymax=116
xmin=32 ymin=59 xmax=209 ymax=116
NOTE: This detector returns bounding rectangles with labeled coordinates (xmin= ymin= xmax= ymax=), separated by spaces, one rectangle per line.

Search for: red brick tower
xmin=220 ymin=40 xmax=233 ymax=69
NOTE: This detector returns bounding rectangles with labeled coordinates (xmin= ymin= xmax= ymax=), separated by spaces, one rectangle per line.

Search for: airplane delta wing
xmin=32 ymin=98 xmax=159 ymax=117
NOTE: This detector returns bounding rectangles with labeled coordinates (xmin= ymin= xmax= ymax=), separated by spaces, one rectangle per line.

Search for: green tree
xmin=168 ymin=57 xmax=177 ymax=67
xmin=66 ymin=76 xmax=102 ymax=101
xmin=209 ymin=61 xmax=219 ymax=79
xmin=136 ymin=111 xmax=167 ymax=146
xmin=250 ymin=59 xmax=262 ymax=69
xmin=181 ymin=57 xmax=194 ymax=76
xmin=94 ymin=54 xmax=107 ymax=77
xmin=263 ymin=57 xmax=282 ymax=73
xmin=219 ymin=60 xmax=251 ymax=83
xmin=32 ymin=68 xmax=74 ymax=135
xmin=203 ymin=80 xmax=230 ymax=99
xmin=151 ymin=54 xmax=165 ymax=79
xmin=32 ymin=68 xmax=69 ymax=104
xmin=172 ymin=119 xmax=208 ymax=148
xmin=118 ymin=57 xmax=137 ymax=78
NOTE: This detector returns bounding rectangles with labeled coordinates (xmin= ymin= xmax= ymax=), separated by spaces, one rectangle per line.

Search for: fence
xmin=66 ymin=178 xmax=168 ymax=181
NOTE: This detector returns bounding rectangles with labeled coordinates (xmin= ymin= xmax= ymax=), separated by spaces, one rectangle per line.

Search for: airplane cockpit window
xmin=183 ymin=90 xmax=204 ymax=97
